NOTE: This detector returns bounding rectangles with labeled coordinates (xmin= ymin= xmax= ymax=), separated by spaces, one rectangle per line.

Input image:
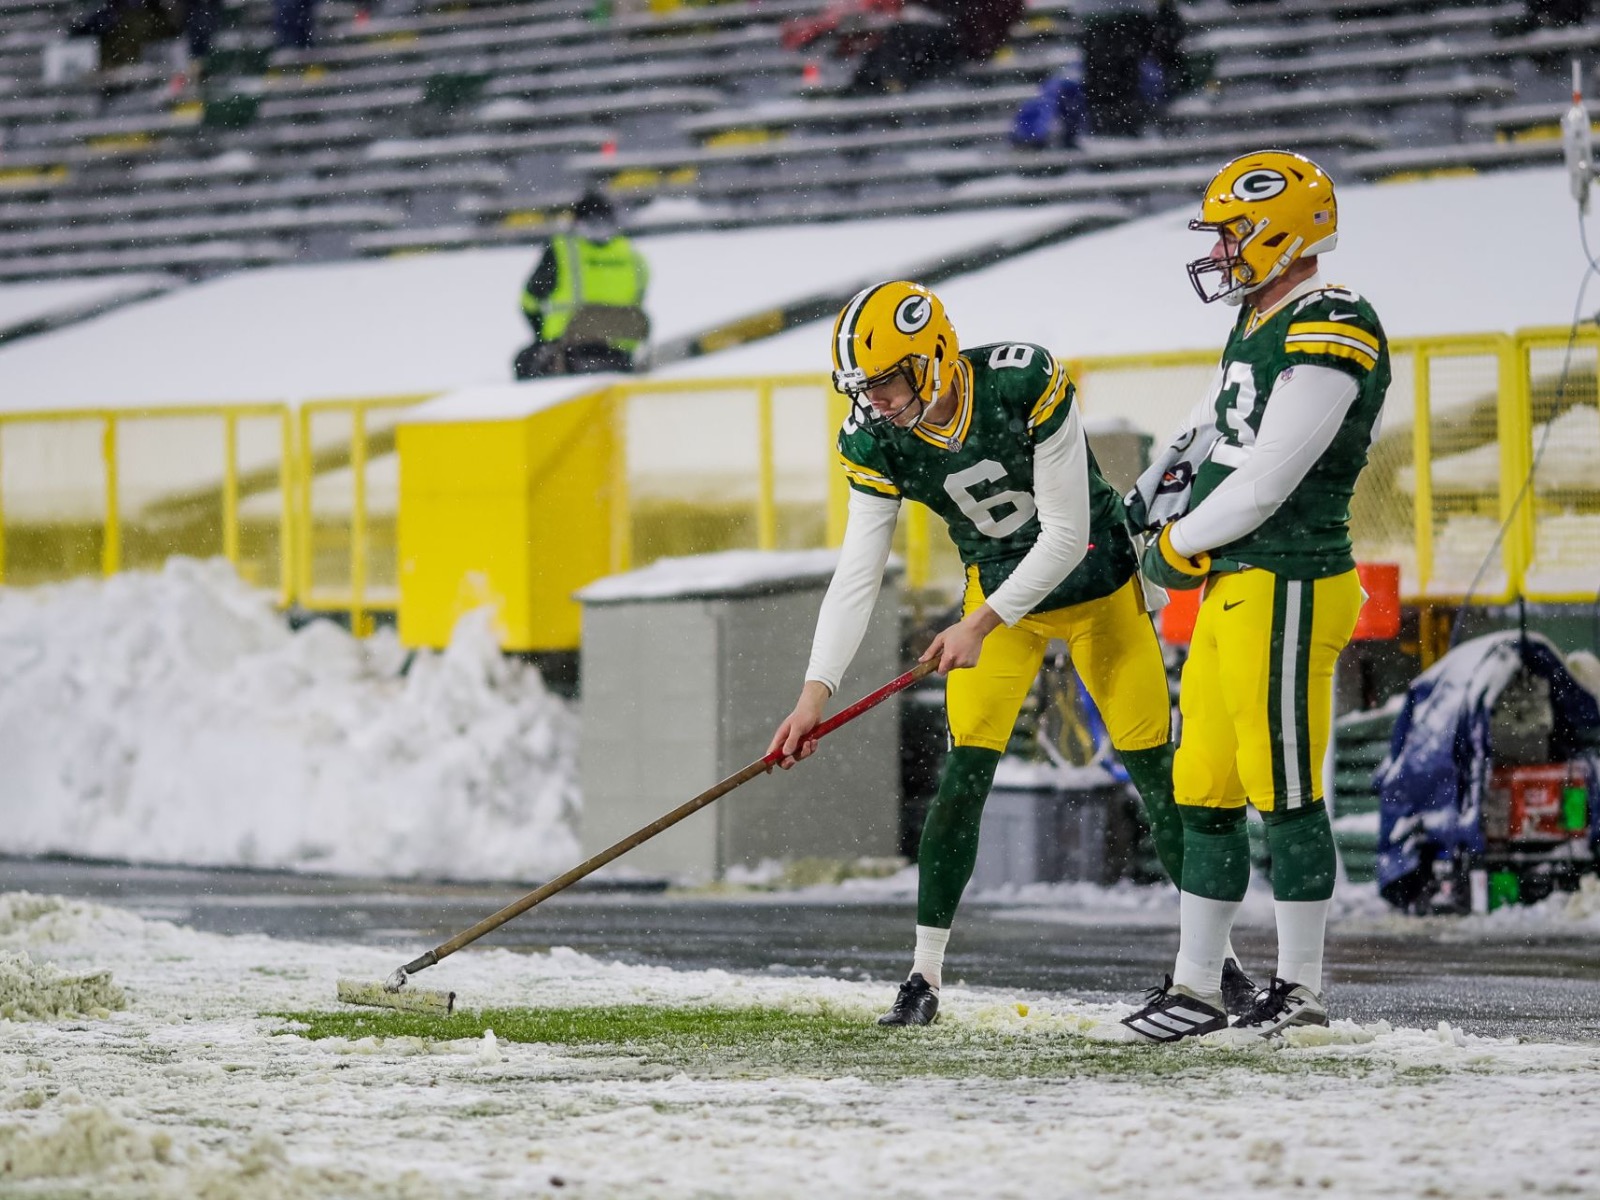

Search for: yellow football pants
xmin=949 ymin=571 xmax=1171 ymax=754
xmin=1173 ymin=568 xmax=1363 ymax=813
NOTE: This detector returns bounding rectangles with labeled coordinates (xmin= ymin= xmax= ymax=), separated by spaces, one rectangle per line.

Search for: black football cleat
xmin=1221 ymin=957 xmax=1261 ymax=1019
xmin=1120 ymin=975 xmax=1228 ymax=1043
xmin=1234 ymin=976 xmax=1328 ymax=1037
xmin=877 ymin=973 xmax=940 ymax=1026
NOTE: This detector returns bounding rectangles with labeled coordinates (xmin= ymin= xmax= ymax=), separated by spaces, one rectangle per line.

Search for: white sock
xmin=1172 ymin=892 xmax=1241 ymax=1000
xmin=1224 ymin=939 xmax=1239 ymax=967
xmin=911 ymin=924 xmax=950 ymax=991
xmin=1275 ymin=899 xmax=1331 ymax=994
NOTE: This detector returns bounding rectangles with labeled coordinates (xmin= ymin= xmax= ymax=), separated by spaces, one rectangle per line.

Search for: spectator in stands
xmin=1011 ymin=0 xmax=1181 ymax=148
xmin=1526 ymin=0 xmax=1590 ymax=27
xmin=274 ymin=0 xmax=319 ymax=49
xmin=514 ymin=191 xmax=651 ymax=381
xmin=68 ymin=0 xmax=181 ymax=70
xmin=1075 ymin=0 xmax=1171 ymax=137
xmin=784 ymin=0 xmax=904 ymax=58
xmin=186 ymin=0 xmax=220 ymax=63
xmin=1147 ymin=0 xmax=1186 ymax=107
xmin=1524 ymin=0 xmax=1591 ymax=70
xmin=846 ymin=0 xmax=1024 ymax=96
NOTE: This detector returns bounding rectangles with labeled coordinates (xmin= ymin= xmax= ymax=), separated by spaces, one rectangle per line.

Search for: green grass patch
xmin=274 ymin=1004 xmax=1405 ymax=1084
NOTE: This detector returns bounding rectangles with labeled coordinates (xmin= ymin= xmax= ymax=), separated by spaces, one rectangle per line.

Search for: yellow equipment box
xmin=396 ymin=382 xmax=620 ymax=652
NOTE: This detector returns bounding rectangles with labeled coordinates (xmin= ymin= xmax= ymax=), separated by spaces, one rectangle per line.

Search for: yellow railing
xmin=0 ymin=325 xmax=1594 ymax=620
xmin=1514 ymin=325 xmax=1600 ymax=603
xmin=293 ymin=394 xmax=432 ymax=634
xmin=606 ymin=374 xmax=956 ymax=594
xmin=0 ymin=404 xmax=293 ymax=598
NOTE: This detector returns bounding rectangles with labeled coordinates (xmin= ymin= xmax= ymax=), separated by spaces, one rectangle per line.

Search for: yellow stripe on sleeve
xmin=1027 ymin=360 xmax=1069 ymax=431
xmin=838 ymin=454 xmax=900 ymax=496
xmin=1285 ymin=339 xmax=1378 ymax=371
xmin=1286 ymin=321 xmax=1380 ymax=353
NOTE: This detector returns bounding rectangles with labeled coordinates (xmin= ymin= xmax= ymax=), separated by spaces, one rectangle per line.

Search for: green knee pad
xmin=1120 ymin=743 xmax=1184 ymax=889
xmin=1179 ymin=804 xmax=1250 ymax=903
xmin=1262 ymin=802 xmax=1336 ymax=902
xmin=916 ymin=746 xmax=1001 ymax=928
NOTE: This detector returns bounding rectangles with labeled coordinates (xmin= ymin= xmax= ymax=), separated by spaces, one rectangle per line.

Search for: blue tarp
xmin=1375 ymin=631 xmax=1600 ymax=897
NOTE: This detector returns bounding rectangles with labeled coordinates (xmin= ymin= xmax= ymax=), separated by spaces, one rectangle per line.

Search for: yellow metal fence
xmin=0 ymin=326 xmax=1594 ymax=614
xmin=0 ymin=404 xmax=292 ymax=597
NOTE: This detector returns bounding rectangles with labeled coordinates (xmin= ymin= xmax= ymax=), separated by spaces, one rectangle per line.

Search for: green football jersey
xmin=837 ymin=341 xmax=1138 ymax=613
xmin=1188 ymin=284 xmax=1391 ymax=578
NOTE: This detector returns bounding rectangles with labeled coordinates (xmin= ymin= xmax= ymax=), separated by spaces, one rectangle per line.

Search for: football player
xmin=1121 ymin=150 xmax=1391 ymax=1041
xmin=766 ymin=281 xmax=1237 ymax=1025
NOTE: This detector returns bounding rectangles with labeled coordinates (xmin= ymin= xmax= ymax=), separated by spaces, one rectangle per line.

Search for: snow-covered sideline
xmin=575 ymin=547 xmax=845 ymax=603
xmin=0 ymin=560 xmax=580 ymax=881
xmin=2 ymin=890 xmax=1599 ymax=1199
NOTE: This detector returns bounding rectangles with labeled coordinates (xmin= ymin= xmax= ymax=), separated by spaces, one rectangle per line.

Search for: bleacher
xmin=0 ymin=0 xmax=1595 ymax=281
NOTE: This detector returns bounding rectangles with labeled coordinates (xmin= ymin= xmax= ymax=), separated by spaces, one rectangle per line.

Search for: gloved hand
xmin=1140 ymin=524 xmax=1210 ymax=591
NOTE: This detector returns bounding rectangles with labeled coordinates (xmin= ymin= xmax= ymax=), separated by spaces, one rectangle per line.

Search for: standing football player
xmin=1121 ymin=150 xmax=1390 ymax=1041
xmin=767 ymin=281 xmax=1232 ymax=1026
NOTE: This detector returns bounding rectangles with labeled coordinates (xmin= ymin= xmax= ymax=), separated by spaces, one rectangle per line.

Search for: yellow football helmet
xmin=830 ymin=280 xmax=958 ymax=433
xmin=1187 ymin=150 xmax=1338 ymax=305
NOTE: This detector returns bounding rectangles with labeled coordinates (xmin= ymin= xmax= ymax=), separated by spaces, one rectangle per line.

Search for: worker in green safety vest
xmin=514 ymin=190 xmax=651 ymax=380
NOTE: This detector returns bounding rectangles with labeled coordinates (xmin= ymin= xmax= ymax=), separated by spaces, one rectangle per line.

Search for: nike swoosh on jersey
xmin=1222 ymin=599 xmax=1245 ymax=611
xmin=1328 ymin=311 xmax=1358 ymax=321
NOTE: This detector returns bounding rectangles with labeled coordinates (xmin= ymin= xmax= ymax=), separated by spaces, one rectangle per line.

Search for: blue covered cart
xmin=1376 ymin=631 xmax=1600 ymax=912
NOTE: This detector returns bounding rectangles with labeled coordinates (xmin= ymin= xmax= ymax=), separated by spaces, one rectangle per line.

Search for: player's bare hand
xmin=921 ymin=607 xmax=1002 ymax=675
xmin=766 ymin=681 xmax=831 ymax=769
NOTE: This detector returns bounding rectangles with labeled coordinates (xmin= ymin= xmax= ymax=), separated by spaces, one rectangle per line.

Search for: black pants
xmin=187 ymin=0 xmax=220 ymax=57
xmin=849 ymin=23 xmax=964 ymax=95
xmin=274 ymin=0 xmax=317 ymax=48
xmin=1082 ymin=12 xmax=1155 ymax=137
xmin=1527 ymin=0 xmax=1589 ymax=25
xmin=514 ymin=342 xmax=635 ymax=381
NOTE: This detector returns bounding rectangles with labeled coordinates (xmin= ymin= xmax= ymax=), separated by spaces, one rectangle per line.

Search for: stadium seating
xmin=0 ymin=0 xmax=1594 ymax=281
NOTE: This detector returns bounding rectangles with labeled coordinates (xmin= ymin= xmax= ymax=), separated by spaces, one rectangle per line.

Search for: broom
xmin=338 ymin=660 xmax=936 ymax=1013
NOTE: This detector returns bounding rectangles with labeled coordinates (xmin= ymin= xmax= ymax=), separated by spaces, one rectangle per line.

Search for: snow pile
xmin=0 ymin=1108 xmax=174 ymax=1184
xmin=0 ymin=559 xmax=581 ymax=881
xmin=0 ymin=892 xmax=153 ymax=949
xmin=0 ymin=951 xmax=126 ymax=1021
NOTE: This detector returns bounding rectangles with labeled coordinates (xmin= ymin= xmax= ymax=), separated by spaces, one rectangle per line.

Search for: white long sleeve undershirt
xmin=985 ymin=405 xmax=1091 ymax=625
xmin=804 ymin=489 xmax=899 ymax=695
xmin=1167 ymin=363 xmax=1361 ymax=560
xmin=804 ymin=411 xmax=1092 ymax=693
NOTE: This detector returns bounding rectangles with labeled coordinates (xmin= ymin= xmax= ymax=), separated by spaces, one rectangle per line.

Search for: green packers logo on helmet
xmin=894 ymin=295 xmax=932 ymax=334
xmin=1232 ymin=168 xmax=1287 ymax=200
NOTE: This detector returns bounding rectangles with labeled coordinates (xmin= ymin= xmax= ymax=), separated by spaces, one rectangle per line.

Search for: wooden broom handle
xmin=398 ymin=659 xmax=939 ymax=978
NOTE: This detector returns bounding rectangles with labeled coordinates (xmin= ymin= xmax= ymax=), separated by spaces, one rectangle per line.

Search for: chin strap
xmin=1238 ymin=218 xmax=1307 ymax=299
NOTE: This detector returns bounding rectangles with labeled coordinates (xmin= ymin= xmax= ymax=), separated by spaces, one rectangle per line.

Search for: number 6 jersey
xmin=837 ymin=342 xmax=1138 ymax=614
xmin=1188 ymin=285 xmax=1391 ymax=578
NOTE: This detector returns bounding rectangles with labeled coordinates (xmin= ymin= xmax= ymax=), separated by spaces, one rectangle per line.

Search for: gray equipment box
xmin=577 ymin=549 xmax=903 ymax=883
xmin=969 ymin=759 xmax=1138 ymax=891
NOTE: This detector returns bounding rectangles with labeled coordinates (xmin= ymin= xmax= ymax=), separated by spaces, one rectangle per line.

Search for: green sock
xmin=1180 ymin=804 xmax=1250 ymax=903
xmin=1120 ymin=742 xmax=1183 ymax=888
xmin=1262 ymin=802 xmax=1337 ymax=902
xmin=915 ymin=746 xmax=1002 ymax=928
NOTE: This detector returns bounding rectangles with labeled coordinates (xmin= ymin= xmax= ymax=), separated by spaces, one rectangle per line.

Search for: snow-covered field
xmin=3 ymin=888 xmax=1599 ymax=1200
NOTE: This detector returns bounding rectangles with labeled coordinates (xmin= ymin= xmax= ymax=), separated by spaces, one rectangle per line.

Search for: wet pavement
xmin=5 ymin=856 xmax=1598 ymax=1042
